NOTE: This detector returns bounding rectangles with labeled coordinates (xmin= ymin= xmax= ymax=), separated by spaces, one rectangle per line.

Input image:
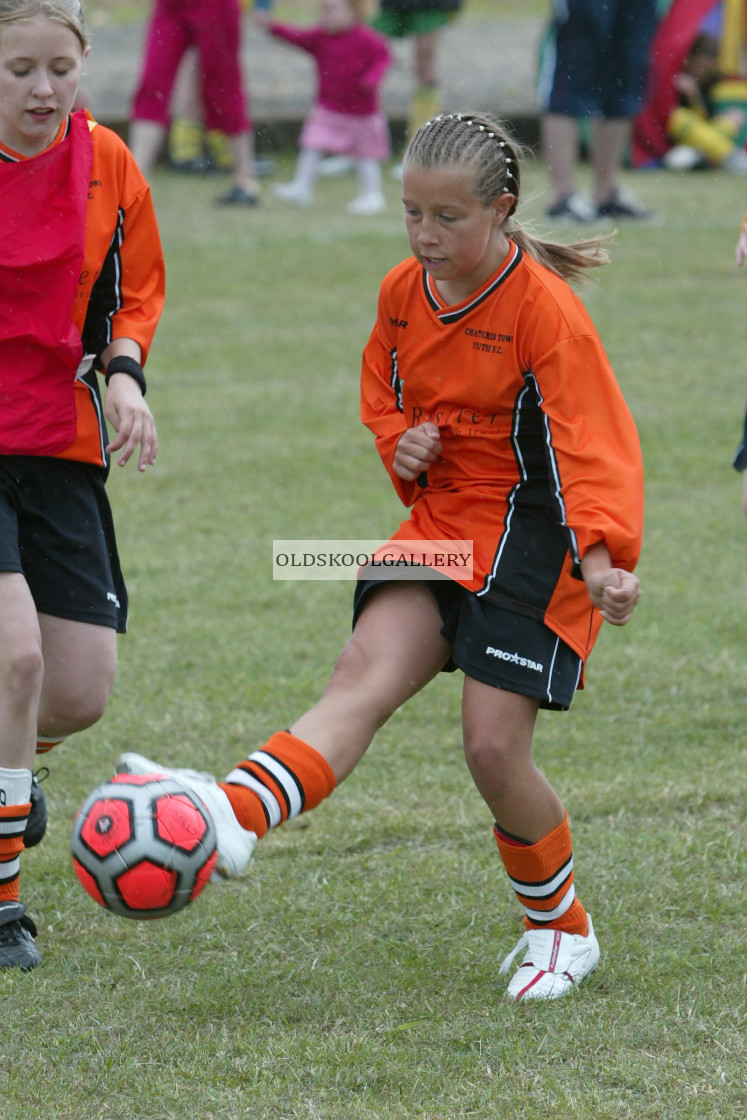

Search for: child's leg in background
xmin=348 ymin=159 xmax=386 ymax=214
xmin=168 ymin=49 xmax=208 ymax=171
xmin=193 ymin=0 xmax=259 ymax=199
xmin=273 ymin=149 xmax=322 ymax=206
xmin=130 ymin=2 xmax=190 ymax=174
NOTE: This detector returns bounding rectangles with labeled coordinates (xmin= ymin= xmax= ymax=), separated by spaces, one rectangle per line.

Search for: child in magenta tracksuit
xmin=130 ymin=0 xmax=260 ymax=204
xmin=255 ymin=0 xmax=392 ymax=214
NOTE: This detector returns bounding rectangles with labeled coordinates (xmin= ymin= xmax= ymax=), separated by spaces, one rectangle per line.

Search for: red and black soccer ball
xmin=71 ymin=772 xmax=218 ymax=920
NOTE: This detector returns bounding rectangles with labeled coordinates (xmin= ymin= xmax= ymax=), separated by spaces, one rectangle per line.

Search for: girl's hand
xmin=104 ymin=375 xmax=158 ymax=471
xmin=393 ymin=421 xmax=442 ymax=481
xmin=584 ymin=567 xmax=641 ymax=626
xmin=580 ymin=542 xmax=640 ymax=625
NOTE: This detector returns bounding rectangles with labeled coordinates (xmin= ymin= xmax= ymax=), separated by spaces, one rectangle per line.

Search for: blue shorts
xmin=538 ymin=0 xmax=657 ymax=118
xmin=354 ymin=578 xmax=583 ymax=711
xmin=0 ymin=456 xmax=128 ymax=632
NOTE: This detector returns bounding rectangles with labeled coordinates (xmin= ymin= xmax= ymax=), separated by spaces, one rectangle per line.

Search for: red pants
xmin=131 ymin=0 xmax=251 ymax=134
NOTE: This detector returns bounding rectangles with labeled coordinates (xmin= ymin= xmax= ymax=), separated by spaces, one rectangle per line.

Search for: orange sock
xmin=36 ymin=736 xmax=66 ymax=754
xmin=494 ymin=811 xmax=588 ymax=936
xmin=220 ymin=731 xmax=336 ymax=839
xmin=0 ymin=801 xmax=30 ymax=904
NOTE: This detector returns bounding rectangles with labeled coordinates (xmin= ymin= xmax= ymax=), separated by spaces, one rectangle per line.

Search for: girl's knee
xmin=321 ymin=640 xmax=402 ymax=729
xmin=463 ymin=723 xmax=535 ymax=785
xmin=0 ymin=638 xmax=45 ymax=711
xmin=39 ymin=685 xmax=112 ymax=737
xmin=463 ymin=730 xmax=514 ymax=774
xmin=40 ymin=664 xmax=116 ymax=736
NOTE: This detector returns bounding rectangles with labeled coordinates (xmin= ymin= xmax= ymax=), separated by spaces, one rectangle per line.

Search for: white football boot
xmin=499 ymin=915 xmax=600 ymax=1001
xmin=115 ymin=752 xmax=257 ymax=880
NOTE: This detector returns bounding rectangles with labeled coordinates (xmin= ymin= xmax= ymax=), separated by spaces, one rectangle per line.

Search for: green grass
xmin=3 ymin=160 xmax=746 ymax=1119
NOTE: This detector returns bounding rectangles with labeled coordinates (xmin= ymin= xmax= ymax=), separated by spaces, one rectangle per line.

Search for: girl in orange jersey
xmin=120 ymin=111 xmax=643 ymax=1002
xmin=0 ymin=0 xmax=165 ymax=969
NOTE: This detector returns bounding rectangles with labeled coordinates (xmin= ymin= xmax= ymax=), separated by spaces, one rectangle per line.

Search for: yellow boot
xmin=407 ymin=84 xmax=441 ymax=142
xmin=168 ymin=118 xmax=210 ymax=172
xmin=205 ymin=129 xmax=234 ymax=173
xmin=391 ymin=85 xmax=442 ymax=180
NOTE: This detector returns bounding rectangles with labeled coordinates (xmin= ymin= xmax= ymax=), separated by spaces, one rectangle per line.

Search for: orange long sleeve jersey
xmin=360 ymin=243 xmax=644 ymax=662
xmin=0 ymin=114 xmax=165 ymax=466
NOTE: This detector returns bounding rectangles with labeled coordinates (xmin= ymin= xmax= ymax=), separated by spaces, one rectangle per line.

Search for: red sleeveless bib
xmin=0 ymin=111 xmax=93 ymax=455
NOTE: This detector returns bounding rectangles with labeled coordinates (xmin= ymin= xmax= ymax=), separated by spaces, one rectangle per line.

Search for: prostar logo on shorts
xmin=485 ymin=646 xmax=544 ymax=673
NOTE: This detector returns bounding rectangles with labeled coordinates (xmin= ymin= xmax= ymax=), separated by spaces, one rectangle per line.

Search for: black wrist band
xmin=105 ymin=356 xmax=147 ymax=396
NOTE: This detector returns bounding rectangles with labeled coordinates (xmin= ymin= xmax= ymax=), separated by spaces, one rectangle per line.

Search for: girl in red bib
xmin=0 ymin=0 xmax=165 ymax=969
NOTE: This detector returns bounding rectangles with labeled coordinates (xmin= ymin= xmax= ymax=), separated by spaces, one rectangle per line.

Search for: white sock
xmin=0 ymin=767 xmax=32 ymax=807
xmin=354 ymin=158 xmax=382 ymax=198
xmin=293 ymin=149 xmax=322 ymax=194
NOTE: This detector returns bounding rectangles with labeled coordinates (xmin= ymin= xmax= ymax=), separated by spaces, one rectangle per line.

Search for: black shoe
xmin=596 ymin=188 xmax=656 ymax=221
xmin=546 ymin=193 xmax=598 ymax=223
xmin=0 ymin=901 xmax=42 ymax=971
xmin=24 ymin=769 xmax=49 ymax=849
xmin=168 ymin=154 xmax=214 ymax=174
xmin=215 ymin=185 xmax=259 ymax=207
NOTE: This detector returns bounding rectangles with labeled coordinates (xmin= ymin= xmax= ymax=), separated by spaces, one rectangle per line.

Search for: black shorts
xmin=354 ymin=578 xmax=582 ymax=711
xmin=0 ymin=456 xmax=128 ymax=632
xmin=539 ymin=0 xmax=657 ymax=119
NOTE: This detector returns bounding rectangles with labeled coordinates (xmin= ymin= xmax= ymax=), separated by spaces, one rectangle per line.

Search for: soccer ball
xmin=71 ymin=772 xmax=218 ymax=920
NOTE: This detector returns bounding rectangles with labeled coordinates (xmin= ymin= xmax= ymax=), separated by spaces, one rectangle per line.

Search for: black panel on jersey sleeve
xmin=80 ymin=206 xmax=125 ymax=363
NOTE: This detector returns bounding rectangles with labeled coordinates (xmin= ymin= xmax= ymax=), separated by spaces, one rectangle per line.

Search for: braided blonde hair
xmin=404 ymin=111 xmax=611 ymax=283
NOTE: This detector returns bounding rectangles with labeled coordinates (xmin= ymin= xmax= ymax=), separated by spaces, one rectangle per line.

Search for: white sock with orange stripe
xmin=220 ymin=731 xmax=336 ymax=840
xmin=494 ymin=811 xmax=589 ymax=936
xmin=0 ymin=768 xmax=32 ymax=905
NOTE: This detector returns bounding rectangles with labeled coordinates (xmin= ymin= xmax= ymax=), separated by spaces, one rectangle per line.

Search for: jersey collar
xmin=422 ymin=240 xmax=523 ymax=324
xmin=0 ymin=115 xmax=71 ymax=163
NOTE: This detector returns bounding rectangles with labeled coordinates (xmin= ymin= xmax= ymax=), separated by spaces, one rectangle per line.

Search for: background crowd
xmin=123 ymin=0 xmax=747 ymax=218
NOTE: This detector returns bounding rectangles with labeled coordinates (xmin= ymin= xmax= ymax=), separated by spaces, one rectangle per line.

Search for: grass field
xmin=2 ymin=153 xmax=746 ymax=1119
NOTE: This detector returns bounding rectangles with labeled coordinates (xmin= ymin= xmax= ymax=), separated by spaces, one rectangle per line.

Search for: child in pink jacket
xmin=256 ymin=0 xmax=392 ymax=214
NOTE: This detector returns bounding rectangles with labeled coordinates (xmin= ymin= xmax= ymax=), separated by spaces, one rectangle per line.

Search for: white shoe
xmin=271 ymin=181 xmax=312 ymax=207
xmin=722 ymin=148 xmax=747 ymax=174
xmin=499 ymin=915 xmax=600 ymax=1001
xmin=663 ymin=144 xmax=703 ymax=171
xmin=317 ymin=155 xmax=355 ymax=177
xmin=115 ymin=752 xmax=257 ymax=880
xmin=346 ymin=192 xmax=386 ymax=216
